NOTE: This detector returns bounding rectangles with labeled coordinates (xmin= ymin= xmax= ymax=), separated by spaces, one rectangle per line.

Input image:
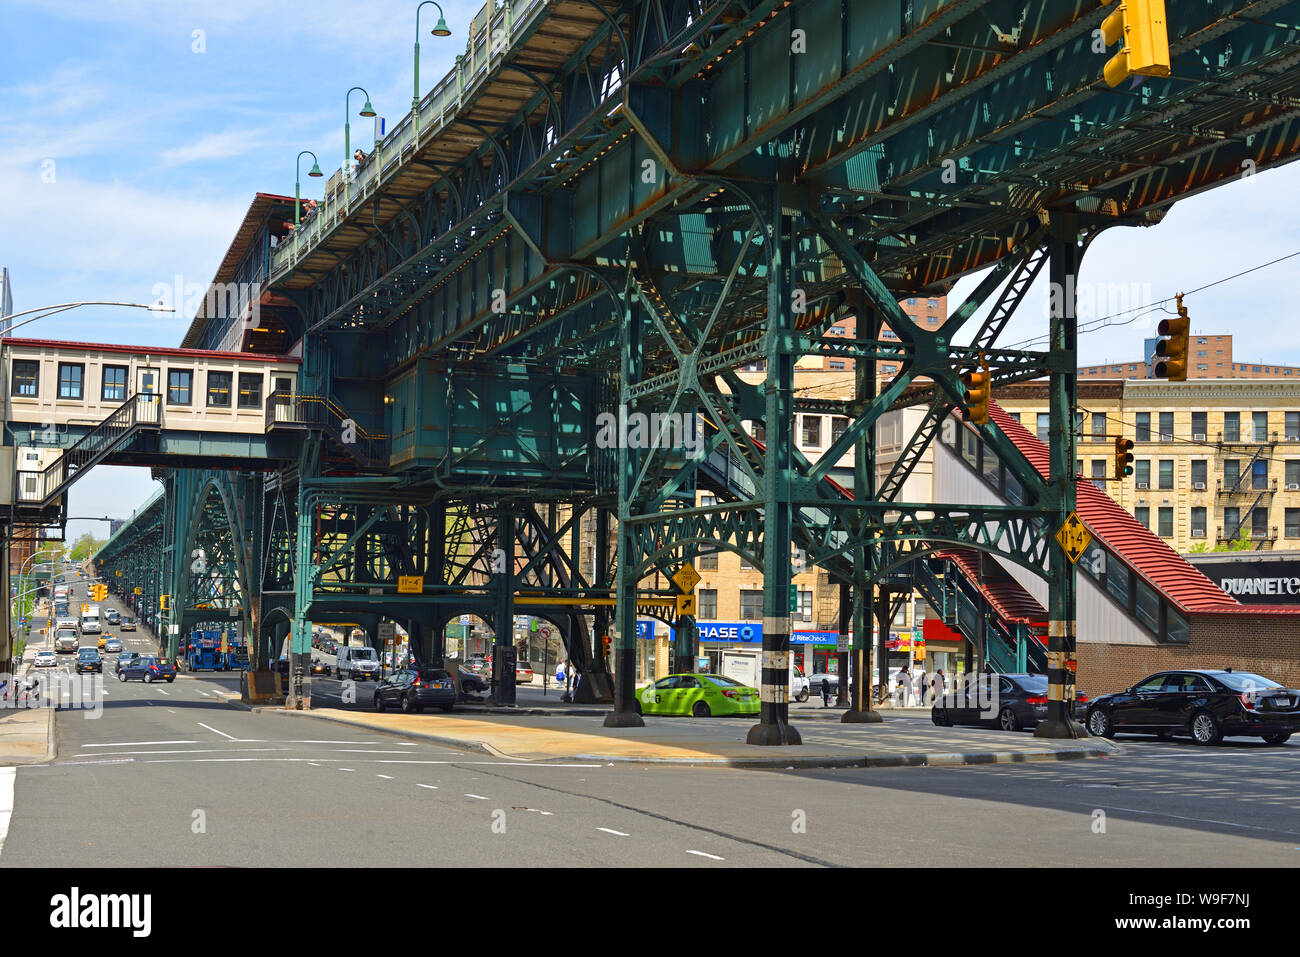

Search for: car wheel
xmin=143 ymin=673 xmax=153 ymax=684
xmin=401 ymin=694 xmax=415 ymax=714
xmin=1262 ymin=731 xmax=1291 ymax=745
xmin=998 ymin=708 xmax=1021 ymax=733
xmin=1191 ymin=710 xmax=1223 ymax=746
xmin=932 ymin=708 xmax=952 ymax=727
xmin=797 ymin=689 xmax=809 ymax=703
xmin=167 ymin=677 xmax=175 ymax=683
xmin=692 ymin=701 xmax=711 ymax=718
xmin=1086 ymin=707 xmax=1115 ymax=739
xmin=374 ymin=694 xmax=385 ymax=712
xmin=118 ymin=671 xmax=126 ymax=682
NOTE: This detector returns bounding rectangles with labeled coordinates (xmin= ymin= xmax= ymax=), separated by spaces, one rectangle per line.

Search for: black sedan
xmin=932 ymin=673 xmax=1089 ymax=732
xmin=374 ymin=668 xmax=456 ymax=714
xmin=1086 ymin=669 xmax=1300 ymax=745
xmin=117 ymin=655 xmax=177 ymax=683
xmin=75 ymin=648 xmax=102 ymax=675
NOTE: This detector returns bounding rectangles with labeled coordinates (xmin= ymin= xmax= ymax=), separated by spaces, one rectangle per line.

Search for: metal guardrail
xmin=265 ymin=391 xmax=389 ymax=469
xmin=15 ymin=393 xmax=162 ymax=506
xmin=269 ymin=0 xmax=550 ymax=278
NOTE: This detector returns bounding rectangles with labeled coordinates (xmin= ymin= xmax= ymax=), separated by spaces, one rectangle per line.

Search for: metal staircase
xmin=266 ymin=392 xmax=388 ymax=470
xmin=16 ymin=393 xmax=162 ymax=509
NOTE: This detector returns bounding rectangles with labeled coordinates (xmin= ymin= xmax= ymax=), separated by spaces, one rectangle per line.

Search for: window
xmin=1191 ymin=507 xmax=1207 ymax=537
xmin=1286 ymin=509 xmax=1300 ymax=538
xmin=1135 ymin=579 xmax=1160 ymax=635
xmin=57 ymin=363 xmax=84 ymax=400
xmin=1191 ymin=460 xmax=1207 ymax=487
xmin=1135 ymin=412 xmax=1150 ymax=442
xmin=906 ymin=297 xmax=917 ymax=305
xmin=798 ymin=589 xmax=813 ymax=622
xmin=830 ymin=416 xmax=849 ymax=445
xmin=801 ymin=416 xmax=822 ymax=447
xmin=1224 ymin=459 xmax=1240 ymax=488
xmin=1253 ymin=411 xmax=1269 ymax=443
xmin=237 ymin=372 xmax=263 ymax=409
xmin=1158 ymin=460 xmax=1173 ymax=489
xmin=1134 ymin=506 xmax=1150 ymax=529
xmin=1090 ymin=459 xmax=1107 ymax=491
xmin=11 ymin=360 xmax=38 ymax=397
xmin=1006 ymin=412 xmax=1020 ymax=425
xmin=927 ymin=299 xmax=939 ymax=309
xmin=1223 ymin=411 xmax=1240 ymax=442
xmin=1134 ymin=460 xmax=1150 ymax=486
xmin=1036 ymin=413 xmax=1050 ymax=443
xmin=1252 ymin=506 xmax=1269 ymax=537
xmin=206 ymin=371 xmax=232 ymax=407
xmin=880 ymin=364 xmax=897 ymax=374
xmin=1107 ymin=564 xmax=1130 ymax=609
xmin=739 ymin=590 xmax=763 ymax=620
xmin=1166 ymin=610 xmax=1190 ymax=645
xmin=697 ymin=548 xmax=718 ymax=571
xmin=1287 ymin=460 xmax=1300 ymax=487
xmin=698 ymin=588 xmax=718 ymax=620
xmin=1224 ymin=507 xmax=1240 ymax=537
xmin=101 ymin=365 xmax=127 ymax=402
xmin=1158 ymin=412 xmax=1173 ymax=441
xmin=167 ymin=369 xmax=192 ymax=405
xmin=828 ymin=361 xmax=845 ymax=370
xmin=1252 ymin=459 xmax=1269 ymax=491
xmin=1157 ymin=507 xmax=1173 ymax=537
xmin=1287 ymin=411 xmax=1299 ymax=440
xmin=1091 ymin=412 xmax=1107 ymax=441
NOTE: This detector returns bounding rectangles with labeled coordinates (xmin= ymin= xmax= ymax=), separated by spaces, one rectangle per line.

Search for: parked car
xmin=634 ymin=673 xmax=759 ymax=717
xmin=75 ymin=648 xmax=102 ymax=675
xmin=932 ymin=672 xmax=1089 ymax=732
xmin=115 ymin=651 xmax=139 ymax=674
xmin=33 ymin=650 xmax=57 ymax=668
xmin=374 ymin=667 xmax=456 ymax=714
xmin=514 ymin=660 xmax=535 ymax=684
xmin=103 ymin=637 xmax=122 ymax=654
xmin=117 ymin=655 xmax=177 ymax=683
xmin=119 ymin=618 xmax=136 ymax=632
xmin=808 ymin=672 xmax=839 ymax=696
xmin=1086 ymin=669 xmax=1300 ymax=745
xmin=461 ymin=656 xmax=491 ymax=677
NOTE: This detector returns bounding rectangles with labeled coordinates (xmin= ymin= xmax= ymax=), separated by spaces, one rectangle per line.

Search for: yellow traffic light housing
xmin=1154 ymin=294 xmax=1190 ymax=381
xmin=1114 ymin=435 xmax=1135 ymax=479
xmin=965 ymin=353 xmax=991 ymax=426
xmin=160 ymin=594 xmax=170 ymax=611
xmin=1100 ymin=0 xmax=1171 ymax=88
xmin=602 ymin=635 xmax=612 ymax=657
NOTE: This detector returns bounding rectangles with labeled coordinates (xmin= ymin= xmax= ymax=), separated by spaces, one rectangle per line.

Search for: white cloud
xmin=159 ymin=128 xmax=266 ymax=167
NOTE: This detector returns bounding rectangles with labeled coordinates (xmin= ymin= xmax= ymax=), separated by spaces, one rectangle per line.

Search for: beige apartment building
xmin=1079 ymin=333 xmax=1300 ymax=379
xmin=995 ymin=379 xmax=1300 ymax=554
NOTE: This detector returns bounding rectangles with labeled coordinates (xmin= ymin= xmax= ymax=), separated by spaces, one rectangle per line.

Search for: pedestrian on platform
xmin=820 ymin=677 xmax=832 ymax=708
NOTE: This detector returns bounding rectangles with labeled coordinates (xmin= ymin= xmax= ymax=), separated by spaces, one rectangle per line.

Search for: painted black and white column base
xmin=841 ymin=645 xmax=881 ymax=722
xmin=1033 ymin=643 xmax=1087 ymax=738
xmin=604 ymin=644 xmax=644 ymax=727
xmin=746 ymin=643 xmax=801 ymax=745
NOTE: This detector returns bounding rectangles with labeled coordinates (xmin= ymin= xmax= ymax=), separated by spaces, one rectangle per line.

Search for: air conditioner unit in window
xmin=1192 ymin=482 xmax=1207 ymax=490
xmin=1288 ymin=484 xmax=1300 ymax=491
xmin=1191 ymin=528 xmax=1206 ymax=537
xmin=1136 ymin=482 xmax=1149 ymax=489
xmin=1193 ymin=433 xmax=1206 ymax=441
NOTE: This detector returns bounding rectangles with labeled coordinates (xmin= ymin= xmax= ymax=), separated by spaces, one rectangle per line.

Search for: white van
xmin=335 ymin=645 xmax=380 ymax=680
xmin=720 ymin=650 xmax=810 ymax=702
xmin=80 ymin=605 xmax=101 ymax=635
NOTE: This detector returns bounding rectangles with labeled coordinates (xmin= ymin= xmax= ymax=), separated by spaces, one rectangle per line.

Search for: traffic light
xmin=1153 ymin=293 xmax=1189 ymax=381
xmin=965 ymin=353 xmax=991 ymax=426
xmin=1114 ymin=435 xmax=1135 ymax=479
xmin=160 ymin=594 xmax=169 ymax=611
xmin=602 ymin=635 xmax=611 ymax=657
xmin=1099 ymin=0 xmax=1171 ymax=88
xmin=90 ymin=584 xmax=107 ymax=602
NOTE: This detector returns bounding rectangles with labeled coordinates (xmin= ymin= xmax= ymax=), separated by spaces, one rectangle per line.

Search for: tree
xmin=68 ymin=532 xmax=105 ymax=563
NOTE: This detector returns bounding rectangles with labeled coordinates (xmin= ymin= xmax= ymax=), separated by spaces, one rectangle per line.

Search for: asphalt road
xmin=2 ymin=658 xmax=1299 ymax=866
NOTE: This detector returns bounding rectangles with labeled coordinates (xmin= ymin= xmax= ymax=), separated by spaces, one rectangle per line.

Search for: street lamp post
xmin=345 ymin=87 xmax=377 ymax=182
xmin=413 ymin=2 xmax=453 ymax=130
xmin=295 ymin=151 xmax=323 ymax=227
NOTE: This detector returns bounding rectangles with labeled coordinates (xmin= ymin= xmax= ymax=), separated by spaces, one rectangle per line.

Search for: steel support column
xmin=1035 ymin=212 xmax=1086 ymax=739
xmin=490 ymin=507 xmax=517 ymax=706
xmin=748 ymin=190 xmax=799 ymax=746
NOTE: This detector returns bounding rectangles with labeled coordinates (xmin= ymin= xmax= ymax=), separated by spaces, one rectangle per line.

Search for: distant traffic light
xmin=1099 ymin=0 xmax=1171 ymax=87
xmin=1114 ymin=436 xmax=1135 ymax=479
xmin=160 ymin=594 xmax=170 ymax=611
xmin=1153 ymin=294 xmax=1189 ymax=381
xmin=965 ymin=353 xmax=991 ymax=426
xmin=602 ymin=635 xmax=611 ymax=657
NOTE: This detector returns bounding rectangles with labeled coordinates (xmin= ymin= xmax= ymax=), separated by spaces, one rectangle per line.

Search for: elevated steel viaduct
xmin=68 ymin=0 xmax=1300 ymax=742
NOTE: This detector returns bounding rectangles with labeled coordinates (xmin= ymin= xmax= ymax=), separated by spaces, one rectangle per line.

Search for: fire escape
xmin=1215 ymin=427 xmax=1279 ymax=550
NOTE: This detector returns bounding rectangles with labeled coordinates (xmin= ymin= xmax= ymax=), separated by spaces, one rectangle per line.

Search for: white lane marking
xmin=197 ymin=722 xmax=237 ymax=740
xmin=597 ymin=827 xmax=628 ymax=836
xmin=0 ymin=768 xmax=15 ymax=859
xmin=417 ymin=784 xmax=438 ymax=790
xmin=464 ymin=793 xmax=488 ymax=800
xmin=282 ymin=739 xmax=379 ymax=745
xmin=339 ymin=768 xmax=354 ymax=772
xmin=57 ymin=758 xmax=137 ymax=766
xmin=396 ymin=742 xmax=418 ymax=747
xmin=73 ymin=749 xmax=288 ymax=757
xmin=325 ymin=749 xmax=415 ymax=754
xmin=167 ymin=710 xmax=176 ymax=714
xmin=85 ymin=740 xmax=198 ymax=747
xmin=374 ymin=760 xmax=601 ymax=767
xmin=307 ymin=762 xmax=320 ymax=767
xmin=376 ymin=774 xmax=394 ymax=779
xmin=158 ymin=689 xmax=170 ymax=695
xmin=197 ymin=690 xmax=211 ymax=697
xmin=686 ymin=850 xmax=724 ymax=861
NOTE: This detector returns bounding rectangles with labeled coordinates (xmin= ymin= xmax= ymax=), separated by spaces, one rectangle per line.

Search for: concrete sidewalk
xmin=261 ymin=706 xmax=1117 ymax=769
xmin=0 ymin=708 xmax=55 ymax=765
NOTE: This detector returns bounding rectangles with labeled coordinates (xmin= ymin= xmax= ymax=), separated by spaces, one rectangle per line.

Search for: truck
xmin=720 ymin=649 xmax=810 ymax=702
xmin=80 ymin=605 xmax=101 ymax=635
xmin=54 ymin=624 xmax=79 ymax=654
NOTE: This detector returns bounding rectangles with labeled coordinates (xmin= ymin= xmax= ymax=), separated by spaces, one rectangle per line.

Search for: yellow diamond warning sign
xmin=1054 ymin=511 xmax=1093 ymax=564
xmin=671 ymin=562 xmax=700 ymax=594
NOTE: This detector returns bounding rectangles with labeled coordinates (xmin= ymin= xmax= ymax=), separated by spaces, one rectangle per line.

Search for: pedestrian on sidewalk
xmin=896 ymin=666 xmax=910 ymax=706
xmin=933 ymin=668 xmax=946 ymax=706
xmin=820 ymin=677 xmax=832 ymax=708
xmin=916 ymin=668 xmax=928 ymax=706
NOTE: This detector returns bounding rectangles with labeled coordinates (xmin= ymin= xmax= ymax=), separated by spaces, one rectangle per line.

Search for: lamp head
xmin=360 ymin=99 xmax=377 ymax=118
xmin=308 ymin=161 xmax=323 ymax=177
xmin=431 ymin=17 xmax=451 ymax=37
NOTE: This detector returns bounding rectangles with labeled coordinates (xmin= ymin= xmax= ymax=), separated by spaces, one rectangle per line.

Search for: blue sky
xmin=1 ymin=0 xmax=1298 ymax=536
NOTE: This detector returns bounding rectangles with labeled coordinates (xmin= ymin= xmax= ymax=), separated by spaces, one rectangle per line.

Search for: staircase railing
xmin=15 ymin=393 xmax=162 ymax=507
xmin=265 ymin=392 xmax=388 ymax=469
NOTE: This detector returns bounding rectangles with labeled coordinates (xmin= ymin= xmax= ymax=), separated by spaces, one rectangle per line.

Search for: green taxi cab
xmin=634 ymin=673 xmax=760 ymax=717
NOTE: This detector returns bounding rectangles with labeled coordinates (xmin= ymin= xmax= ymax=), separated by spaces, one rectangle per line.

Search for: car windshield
xmin=419 ymin=669 xmax=450 ymax=680
xmin=1013 ymin=676 xmax=1049 ymax=694
xmin=1213 ymin=672 xmax=1284 ymax=692
xmin=77 ymin=650 xmax=97 ymax=658
xmin=351 ymin=649 xmax=376 ymax=660
xmin=138 ymin=657 xmax=156 ymax=666
xmin=703 ymin=675 xmax=746 ymax=688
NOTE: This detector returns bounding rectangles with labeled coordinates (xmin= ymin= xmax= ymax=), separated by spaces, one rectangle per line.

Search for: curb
xmin=250 ymin=707 xmax=1120 ymax=768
